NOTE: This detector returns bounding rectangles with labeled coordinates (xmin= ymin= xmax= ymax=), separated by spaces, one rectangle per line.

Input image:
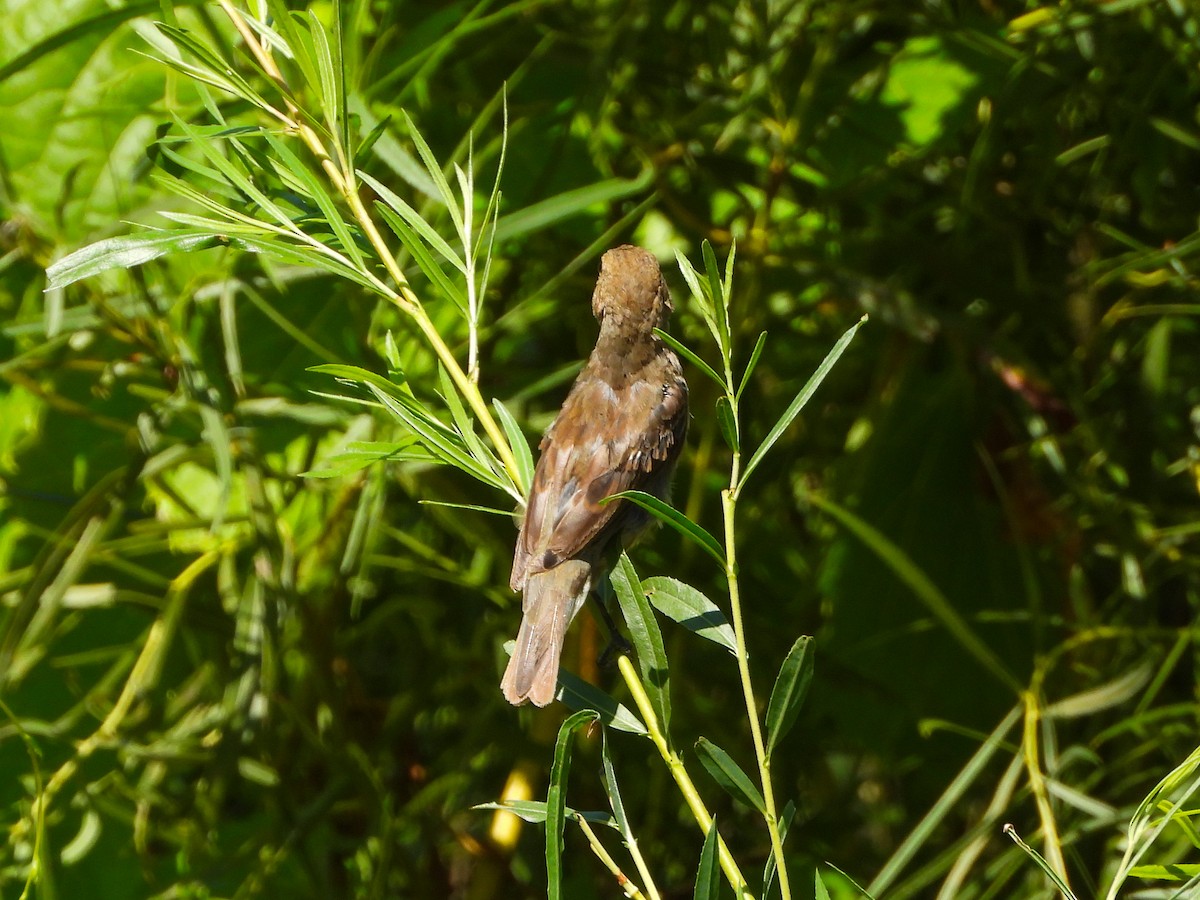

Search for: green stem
xmin=722 ymin=481 xmax=791 ymax=900
xmin=617 ymin=657 xmax=755 ymax=900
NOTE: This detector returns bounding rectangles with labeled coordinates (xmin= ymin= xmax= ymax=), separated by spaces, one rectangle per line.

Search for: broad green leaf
xmin=46 ymin=231 xmax=222 ymax=290
xmin=740 ymin=315 xmax=867 ymax=491
xmin=766 ymin=635 xmax=815 ymax=756
xmin=610 ymin=553 xmax=670 ymax=734
xmin=547 ymin=709 xmax=601 ymax=900
xmin=695 ymin=737 xmax=764 ymax=812
xmin=606 ymin=491 xmax=725 ymax=567
xmin=642 ymin=577 xmax=736 ymax=653
xmin=694 ymin=819 xmax=721 ymax=900
xmin=556 ymin=670 xmax=647 ymax=736
xmin=1126 ymin=864 xmax=1200 ymax=881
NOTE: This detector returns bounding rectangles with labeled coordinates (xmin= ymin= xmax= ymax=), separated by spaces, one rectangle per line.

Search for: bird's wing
xmin=511 ymin=368 xmax=687 ymax=590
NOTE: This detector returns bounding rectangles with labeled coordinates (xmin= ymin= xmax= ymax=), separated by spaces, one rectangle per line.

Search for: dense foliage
xmin=1 ymin=1 xmax=1198 ymax=898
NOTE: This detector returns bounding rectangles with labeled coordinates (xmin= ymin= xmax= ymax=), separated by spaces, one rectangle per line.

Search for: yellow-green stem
xmin=576 ymin=817 xmax=649 ymax=900
xmin=617 ymin=657 xmax=755 ymax=900
xmin=217 ymin=0 xmax=524 ymax=490
xmin=722 ymin=484 xmax=791 ymax=900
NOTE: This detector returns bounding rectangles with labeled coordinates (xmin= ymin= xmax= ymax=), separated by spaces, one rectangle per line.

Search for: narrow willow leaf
xmin=642 ymin=576 xmax=736 ymax=653
xmin=737 ymin=331 xmax=768 ymax=402
xmin=722 ymin=238 xmax=737 ymax=306
xmin=306 ymin=9 xmax=344 ymax=152
xmin=358 ymin=169 xmax=466 ymax=273
xmin=716 ymin=395 xmax=739 ymax=452
xmin=472 ymin=800 xmax=615 ymax=829
xmin=307 ymin=364 xmax=408 ymax=401
xmin=556 ymin=670 xmax=647 ymax=736
xmin=355 ymin=113 xmax=392 ymax=167
xmin=373 ymin=202 xmax=468 ymax=311
xmin=701 ymin=240 xmax=730 ymax=359
xmin=417 ymin=500 xmax=511 ymax=516
xmin=437 ymin=365 xmax=496 ymax=481
xmin=654 ymin=328 xmax=724 ymax=390
xmin=600 ymin=730 xmax=630 ymax=836
xmin=674 ymin=249 xmax=721 ymax=349
xmin=46 ymin=231 xmax=221 ymax=289
xmin=694 ymin=819 xmax=721 ymax=900
xmin=695 ymin=737 xmax=764 ymax=812
xmin=547 ymin=710 xmax=601 ymax=900
xmin=766 ymin=635 xmax=815 ymax=757
xmin=402 ymin=110 xmax=465 ymax=238
xmin=492 ymin=398 xmax=534 ymax=497
xmin=762 ymin=800 xmax=796 ymax=897
xmin=610 ymin=553 xmax=670 ymax=734
xmin=606 ymin=491 xmax=725 ymax=566
xmin=740 ymin=315 xmax=867 ymax=491
xmin=262 ymin=131 xmax=367 ymax=270
xmin=493 ymin=171 xmax=653 ymax=241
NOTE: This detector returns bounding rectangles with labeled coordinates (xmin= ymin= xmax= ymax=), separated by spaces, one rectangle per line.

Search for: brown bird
xmin=502 ymin=245 xmax=689 ymax=707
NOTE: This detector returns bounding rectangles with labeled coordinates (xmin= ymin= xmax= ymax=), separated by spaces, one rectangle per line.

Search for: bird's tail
xmin=501 ymin=560 xmax=591 ymax=707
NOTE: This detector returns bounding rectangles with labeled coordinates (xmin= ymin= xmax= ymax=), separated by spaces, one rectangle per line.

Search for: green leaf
xmin=815 ymin=868 xmax=833 ymax=900
xmin=642 ymin=577 xmax=736 ymax=653
xmin=766 ymin=635 xmax=815 ymax=757
xmin=737 ymin=331 xmax=768 ymax=401
xmin=359 ymin=169 xmax=467 ymax=273
xmin=609 ymin=553 xmax=671 ymax=734
xmin=472 ymin=800 xmax=615 ymax=829
xmin=740 ymin=315 xmax=867 ymax=491
xmin=695 ymin=737 xmax=764 ymax=812
xmin=373 ymin=201 xmax=469 ymax=311
xmin=606 ymin=491 xmax=725 ymax=567
xmin=492 ymin=398 xmax=534 ymax=497
xmin=655 ymin=328 xmax=725 ymax=390
xmin=701 ymin=240 xmax=730 ymax=360
xmin=694 ymin=818 xmax=721 ymax=900
xmin=804 ymin=490 xmax=1021 ymax=695
xmin=46 ymin=231 xmax=222 ymax=290
xmin=716 ymin=395 xmax=739 ymax=452
xmin=556 ymin=670 xmax=647 ymax=736
xmin=547 ymin=709 xmax=601 ymax=900
xmin=402 ymin=110 xmax=465 ymax=238
xmin=493 ymin=172 xmax=653 ymax=241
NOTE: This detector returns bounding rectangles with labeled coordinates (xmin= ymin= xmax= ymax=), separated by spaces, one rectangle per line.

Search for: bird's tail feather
xmin=502 ymin=561 xmax=591 ymax=707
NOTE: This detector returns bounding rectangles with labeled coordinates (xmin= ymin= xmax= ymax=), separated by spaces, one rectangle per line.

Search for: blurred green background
xmin=2 ymin=1 xmax=1198 ymax=897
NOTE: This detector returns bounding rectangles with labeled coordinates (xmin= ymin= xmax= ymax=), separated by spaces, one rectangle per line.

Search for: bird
xmin=502 ymin=245 xmax=689 ymax=707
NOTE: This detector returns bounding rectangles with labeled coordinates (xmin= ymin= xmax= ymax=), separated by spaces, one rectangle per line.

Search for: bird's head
xmin=591 ymin=245 xmax=673 ymax=331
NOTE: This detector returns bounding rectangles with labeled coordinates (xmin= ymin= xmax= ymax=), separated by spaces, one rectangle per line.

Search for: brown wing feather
xmin=511 ymin=362 xmax=687 ymax=591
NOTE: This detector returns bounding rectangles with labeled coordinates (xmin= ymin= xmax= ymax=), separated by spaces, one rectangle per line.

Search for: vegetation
xmin=1 ymin=1 xmax=1198 ymax=898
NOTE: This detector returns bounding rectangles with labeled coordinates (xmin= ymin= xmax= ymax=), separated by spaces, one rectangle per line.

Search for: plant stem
xmin=722 ymin=482 xmax=791 ymax=900
xmin=576 ymin=817 xmax=648 ymax=900
xmin=215 ymin=0 xmax=524 ymax=490
xmin=617 ymin=656 xmax=755 ymax=900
